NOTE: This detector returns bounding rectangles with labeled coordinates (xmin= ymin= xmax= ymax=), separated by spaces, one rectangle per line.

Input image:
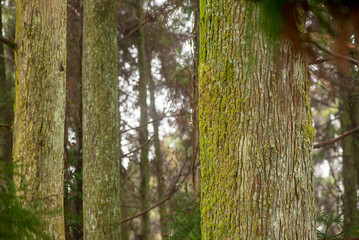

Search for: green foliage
xmin=316 ymin=211 xmax=359 ymax=239
xmin=0 ymin=162 xmax=48 ymax=240
xmin=166 ymin=185 xmax=201 ymax=240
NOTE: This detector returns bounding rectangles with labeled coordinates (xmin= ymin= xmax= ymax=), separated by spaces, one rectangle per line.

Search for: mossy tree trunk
xmin=82 ymin=0 xmax=121 ymax=239
xmin=13 ymin=0 xmax=67 ymax=238
xmin=199 ymin=1 xmax=316 ymax=239
xmin=339 ymin=88 xmax=359 ymax=230
xmin=136 ymin=0 xmax=151 ymax=239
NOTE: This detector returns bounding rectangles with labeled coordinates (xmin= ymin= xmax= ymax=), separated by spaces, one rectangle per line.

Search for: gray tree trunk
xmin=82 ymin=0 xmax=121 ymax=239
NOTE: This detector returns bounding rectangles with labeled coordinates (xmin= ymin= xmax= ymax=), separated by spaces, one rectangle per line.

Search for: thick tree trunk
xmin=149 ymin=72 xmax=167 ymax=237
xmin=13 ymin=0 xmax=67 ymax=238
xmin=82 ymin=0 xmax=121 ymax=239
xmin=199 ymin=1 xmax=316 ymax=239
xmin=339 ymin=88 xmax=359 ymax=230
xmin=136 ymin=1 xmax=151 ymax=239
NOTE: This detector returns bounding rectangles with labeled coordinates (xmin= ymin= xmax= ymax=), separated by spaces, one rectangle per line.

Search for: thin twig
xmin=0 ymin=54 xmax=14 ymax=64
xmin=121 ymin=155 xmax=189 ymax=224
xmin=118 ymin=21 xmax=147 ymax=43
xmin=121 ymin=135 xmax=154 ymax=158
xmin=0 ymin=36 xmax=16 ymax=50
xmin=121 ymin=112 xmax=186 ymax=134
xmin=314 ymin=126 xmax=359 ymax=149
xmin=309 ymin=40 xmax=359 ymax=66
xmin=309 ymin=57 xmax=334 ymax=65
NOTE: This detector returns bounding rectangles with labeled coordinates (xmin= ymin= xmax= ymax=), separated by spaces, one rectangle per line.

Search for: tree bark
xmin=149 ymin=69 xmax=167 ymax=237
xmin=82 ymin=0 xmax=121 ymax=239
xmin=0 ymin=0 xmax=13 ymax=172
xmin=64 ymin=0 xmax=83 ymax=239
xmin=13 ymin=0 xmax=67 ymax=238
xmin=136 ymin=0 xmax=151 ymax=239
xmin=191 ymin=0 xmax=200 ymax=193
xmin=199 ymin=1 xmax=316 ymax=239
xmin=339 ymin=87 xmax=359 ymax=230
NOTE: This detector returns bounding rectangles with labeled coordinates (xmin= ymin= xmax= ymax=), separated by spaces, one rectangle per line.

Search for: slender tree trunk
xmin=340 ymin=87 xmax=359 ymax=230
xmin=82 ymin=0 xmax=120 ymax=239
xmin=64 ymin=0 xmax=83 ymax=239
xmin=136 ymin=1 xmax=151 ymax=239
xmin=13 ymin=0 xmax=67 ymax=238
xmin=120 ymin=164 xmax=130 ymax=240
xmin=199 ymin=1 xmax=316 ymax=239
xmin=149 ymin=70 xmax=167 ymax=237
xmin=191 ymin=0 xmax=200 ymax=193
xmin=0 ymin=0 xmax=12 ymax=170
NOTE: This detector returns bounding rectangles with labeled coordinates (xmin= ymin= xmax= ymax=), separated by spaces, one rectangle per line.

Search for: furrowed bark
xmin=199 ymin=1 xmax=316 ymax=239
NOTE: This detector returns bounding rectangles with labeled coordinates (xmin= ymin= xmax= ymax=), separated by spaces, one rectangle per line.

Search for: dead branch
xmin=314 ymin=126 xmax=359 ymax=149
xmin=0 ymin=36 xmax=16 ymax=50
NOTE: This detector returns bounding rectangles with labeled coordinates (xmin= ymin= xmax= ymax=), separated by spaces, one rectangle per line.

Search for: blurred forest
xmin=1 ymin=0 xmax=359 ymax=239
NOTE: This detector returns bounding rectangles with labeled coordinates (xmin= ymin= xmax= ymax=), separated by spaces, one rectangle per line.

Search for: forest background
xmin=0 ymin=0 xmax=359 ymax=239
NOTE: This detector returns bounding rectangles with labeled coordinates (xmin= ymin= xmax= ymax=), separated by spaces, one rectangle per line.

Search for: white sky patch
xmin=315 ymin=160 xmax=330 ymax=178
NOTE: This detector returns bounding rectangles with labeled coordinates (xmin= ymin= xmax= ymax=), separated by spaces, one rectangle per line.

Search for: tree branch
xmin=0 ymin=123 xmax=12 ymax=131
xmin=0 ymin=54 xmax=14 ymax=64
xmin=118 ymin=21 xmax=147 ymax=43
xmin=121 ymin=155 xmax=189 ymax=224
xmin=309 ymin=40 xmax=359 ymax=66
xmin=0 ymin=36 xmax=16 ymax=50
xmin=314 ymin=126 xmax=359 ymax=149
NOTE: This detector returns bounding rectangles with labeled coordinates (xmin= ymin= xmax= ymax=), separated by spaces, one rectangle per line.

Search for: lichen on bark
xmin=82 ymin=0 xmax=121 ymax=239
xmin=199 ymin=0 xmax=316 ymax=239
xmin=13 ymin=0 xmax=67 ymax=238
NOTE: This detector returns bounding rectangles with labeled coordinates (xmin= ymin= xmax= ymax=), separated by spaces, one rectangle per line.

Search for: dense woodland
xmin=1 ymin=0 xmax=359 ymax=239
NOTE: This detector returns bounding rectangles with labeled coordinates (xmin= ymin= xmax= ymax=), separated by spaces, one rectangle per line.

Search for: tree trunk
xmin=0 ymin=0 xmax=12 ymax=171
xmin=199 ymin=1 xmax=316 ymax=239
xmin=149 ymin=70 xmax=167 ymax=237
xmin=339 ymin=87 xmax=359 ymax=230
xmin=64 ymin=0 xmax=83 ymax=239
xmin=13 ymin=0 xmax=67 ymax=238
xmin=82 ymin=0 xmax=121 ymax=239
xmin=191 ymin=0 xmax=200 ymax=193
xmin=136 ymin=1 xmax=151 ymax=239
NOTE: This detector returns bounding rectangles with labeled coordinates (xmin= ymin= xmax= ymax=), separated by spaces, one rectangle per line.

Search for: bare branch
xmin=0 ymin=36 xmax=16 ymax=50
xmin=0 ymin=54 xmax=14 ymax=64
xmin=309 ymin=40 xmax=359 ymax=66
xmin=121 ymin=135 xmax=154 ymax=158
xmin=0 ymin=123 xmax=12 ymax=132
xmin=314 ymin=126 xmax=359 ymax=149
xmin=121 ymin=155 xmax=190 ymax=224
xmin=118 ymin=21 xmax=147 ymax=43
